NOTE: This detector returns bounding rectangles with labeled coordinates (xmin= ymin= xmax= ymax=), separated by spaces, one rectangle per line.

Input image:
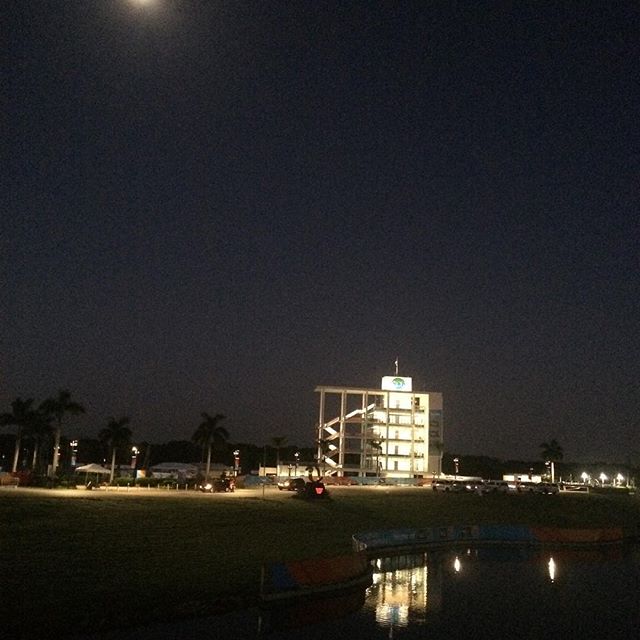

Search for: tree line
xmin=443 ymin=440 xmax=575 ymax=481
xmin=2 ymin=391 xmax=585 ymax=486
xmin=0 ymin=391 xmax=85 ymax=477
xmin=0 ymin=394 xmax=315 ymax=485
xmin=0 ymin=392 xmax=232 ymax=484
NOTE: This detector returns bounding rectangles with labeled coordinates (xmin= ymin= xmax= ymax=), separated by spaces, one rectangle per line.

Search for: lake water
xmin=82 ymin=544 xmax=640 ymax=640
xmin=258 ymin=545 xmax=640 ymax=640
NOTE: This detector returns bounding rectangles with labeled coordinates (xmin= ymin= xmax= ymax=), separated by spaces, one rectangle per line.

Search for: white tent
xmin=75 ymin=463 xmax=111 ymax=488
xmin=75 ymin=463 xmax=111 ymax=474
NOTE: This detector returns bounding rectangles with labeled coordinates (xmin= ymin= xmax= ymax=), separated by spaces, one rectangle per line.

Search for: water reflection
xmin=256 ymin=545 xmax=639 ymax=639
xmin=370 ymin=555 xmax=427 ymax=630
xmin=80 ymin=546 xmax=638 ymax=639
xmin=363 ymin=545 xmax=639 ymax=639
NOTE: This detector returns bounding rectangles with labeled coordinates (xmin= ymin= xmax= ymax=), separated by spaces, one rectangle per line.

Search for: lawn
xmin=2 ymin=485 xmax=639 ymax=638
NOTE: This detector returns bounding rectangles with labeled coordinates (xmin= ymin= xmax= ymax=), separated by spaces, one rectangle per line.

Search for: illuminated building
xmin=315 ymin=375 xmax=443 ymax=479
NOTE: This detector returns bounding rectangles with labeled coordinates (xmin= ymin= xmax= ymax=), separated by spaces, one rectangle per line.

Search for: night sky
xmin=3 ymin=1 xmax=639 ymax=462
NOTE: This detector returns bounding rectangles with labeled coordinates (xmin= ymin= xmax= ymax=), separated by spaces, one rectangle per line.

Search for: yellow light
xmin=548 ymin=557 xmax=556 ymax=582
xmin=128 ymin=0 xmax=158 ymax=9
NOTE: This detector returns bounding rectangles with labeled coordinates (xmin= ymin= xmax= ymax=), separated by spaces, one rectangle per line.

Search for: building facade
xmin=315 ymin=375 xmax=443 ymax=479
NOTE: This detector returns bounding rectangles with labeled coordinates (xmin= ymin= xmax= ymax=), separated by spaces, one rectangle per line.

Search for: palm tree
xmin=40 ymin=390 xmax=85 ymax=477
xmin=192 ymin=412 xmax=228 ymax=480
xmin=316 ymin=438 xmax=331 ymax=476
xmin=305 ymin=464 xmax=321 ymax=481
xmin=430 ymin=439 xmax=444 ymax=475
xmin=99 ymin=417 xmax=132 ymax=484
xmin=369 ymin=438 xmax=383 ymax=477
xmin=25 ymin=409 xmax=53 ymax=473
xmin=1 ymin=398 xmax=37 ymax=473
xmin=540 ymin=438 xmax=564 ymax=482
xmin=271 ymin=436 xmax=287 ymax=473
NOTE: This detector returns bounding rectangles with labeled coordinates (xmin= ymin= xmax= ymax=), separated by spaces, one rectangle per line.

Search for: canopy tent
xmin=75 ymin=463 xmax=111 ymax=488
xmin=75 ymin=463 xmax=111 ymax=474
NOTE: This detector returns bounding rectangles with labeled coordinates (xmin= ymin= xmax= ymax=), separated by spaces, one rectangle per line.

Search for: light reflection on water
xmin=261 ymin=544 xmax=640 ymax=639
xmin=80 ymin=546 xmax=640 ymax=639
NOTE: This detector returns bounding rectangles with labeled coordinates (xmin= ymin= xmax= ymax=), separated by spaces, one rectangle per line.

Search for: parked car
xmin=462 ymin=478 xmax=485 ymax=493
xmin=432 ymin=477 xmax=484 ymax=493
xmin=537 ymin=482 xmax=559 ymax=494
xmin=277 ymin=477 xmax=306 ymax=491
xmin=517 ymin=481 xmax=539 ymax=493
xmin=517 ymin=481 xmax=558 ymax=494
xmin=432 ymin=479 xmax=464 ymax=492
xmin=482 ymin=480 xmax=510 ymax=494
xmin=199 ymin=477 xmax=235 ymax=493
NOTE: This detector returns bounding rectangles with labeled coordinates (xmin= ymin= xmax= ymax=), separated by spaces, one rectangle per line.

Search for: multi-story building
xmin=315 ymin=375 xmax=443 ymax=479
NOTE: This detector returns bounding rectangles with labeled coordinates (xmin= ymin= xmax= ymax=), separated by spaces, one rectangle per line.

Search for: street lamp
xmin=294 ymin=451 xmax=300 ymax=475
xmin=581 ymin=472 xmax=589 ymax=484
xmin=545 ymin=460 xmax=555 ymax=483
xmin=70 ymin=440 xmax=79 ymax=468
xmin=453 ymin=457 xmax=459 ymax=479
xmin=599 ymin=472 xmax=608 ymax=485
xmin=131 ymin=447 xmax=139 ymax=481
xmin=233 ymin=449 xmax=240 ymax=476
xmin=548 ymin=557 xmax=556 ymax=582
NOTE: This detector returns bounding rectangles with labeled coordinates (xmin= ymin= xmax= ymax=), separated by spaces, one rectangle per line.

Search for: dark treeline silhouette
xmin=443 ymin=452 xmax=638 ymax=484
xmin=0 ymin=434 xmax=317 ymax=477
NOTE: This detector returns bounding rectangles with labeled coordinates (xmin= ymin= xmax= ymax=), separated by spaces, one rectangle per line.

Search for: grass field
xmin=2 ymin=485 xmax=639 ymax=638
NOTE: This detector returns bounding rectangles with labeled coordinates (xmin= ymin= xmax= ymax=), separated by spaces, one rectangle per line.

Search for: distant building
xmin=315 ymin=375 xmax=443 ymax=479
xmin=148 ymin=462 xmax=199 ymax=479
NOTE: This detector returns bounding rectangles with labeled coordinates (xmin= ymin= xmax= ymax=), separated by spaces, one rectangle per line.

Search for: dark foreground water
xmin=82 ymin=544 xmax=640 ymax=640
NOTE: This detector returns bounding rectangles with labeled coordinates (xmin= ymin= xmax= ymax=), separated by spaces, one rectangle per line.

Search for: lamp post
xmin=545 ymin=460 xmax=555 ymax=483
xmin=70 ymin=440 xmax=79 ymax=468
xmin=130 ymin=446 xmax=139 ymax=482
xmin=548 ymin=557 xmax=556 ymax=583
xmin=130 ymin=446 xmax=138 ymax=469
xmin=233 ymin=449 xmax=240 ymax=476
xmin=294 ymin=451 xmax=300 ymax=475
xmin=453 ymin=457 xmax=459 ymax=479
